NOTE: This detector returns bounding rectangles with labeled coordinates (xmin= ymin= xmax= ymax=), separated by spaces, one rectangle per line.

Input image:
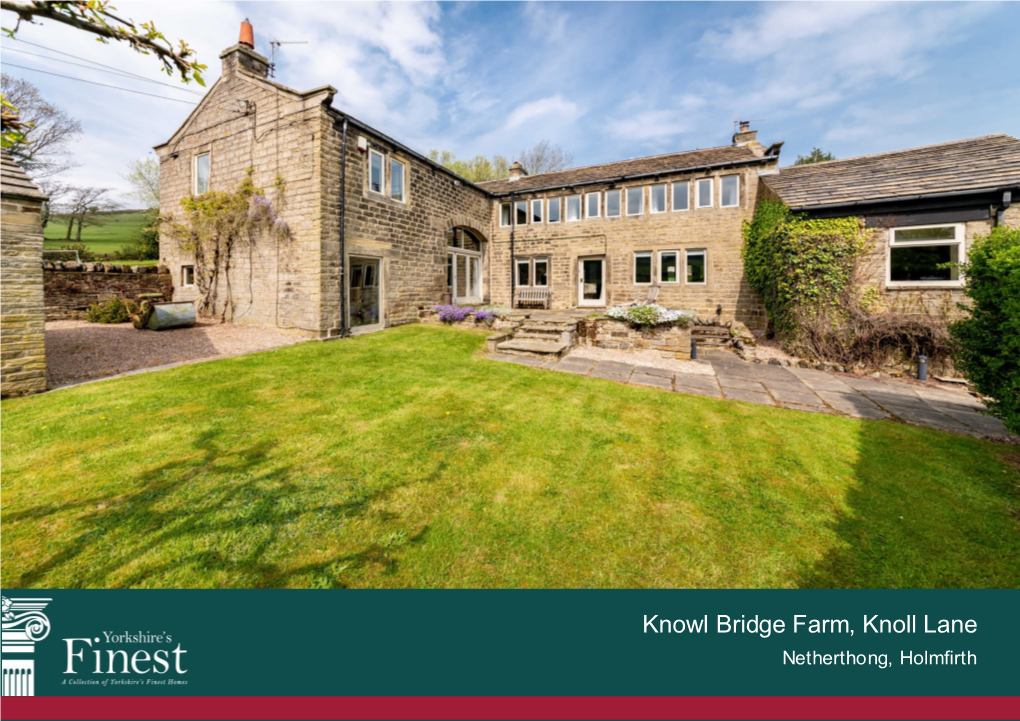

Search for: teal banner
xmin=1 ymin=590 xmax=1015 ymax=698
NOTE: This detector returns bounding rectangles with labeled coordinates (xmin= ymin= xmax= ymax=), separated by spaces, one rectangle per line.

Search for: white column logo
xmin=2 ymin=596 xmax=53 ymax=696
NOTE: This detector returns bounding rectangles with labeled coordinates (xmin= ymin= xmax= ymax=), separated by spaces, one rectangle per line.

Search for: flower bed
xmin=605 ymin=303 xmax=695 ymax=328
xmin=420 ymin=304 xmax=514 ymax=330
xmin=577 ymin=316 xmax=693 ymax=359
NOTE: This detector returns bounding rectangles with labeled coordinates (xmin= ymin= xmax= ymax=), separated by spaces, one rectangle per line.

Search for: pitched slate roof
xmin=477 ymin=144 xmax=775 ymax=195
xmin=762 ymin=134 xmax=1020 ymax=209
xmin=1 ymin=148 xmax=48 ymax=201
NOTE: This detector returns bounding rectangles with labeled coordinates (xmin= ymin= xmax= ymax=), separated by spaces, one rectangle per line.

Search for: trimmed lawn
xmin=44 ymin=211 xmax=155 ymax=265
xmin=2 ymin=325 xmax=1018 ymax=589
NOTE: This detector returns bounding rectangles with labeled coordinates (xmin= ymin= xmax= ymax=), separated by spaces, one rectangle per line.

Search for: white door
xmin=449 ymin=251 xmax=482 ymax=304
xmin=578 ymin=257 xmax=605 ymax=306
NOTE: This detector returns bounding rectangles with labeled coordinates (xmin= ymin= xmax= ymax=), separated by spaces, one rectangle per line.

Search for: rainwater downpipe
xmin=995 ymin=190 xmax=1012 ymax=227
xmin=338 ymin=117 xmax=349 ymax=338
xmin=509 ymin=191 xmax=516 ymax=310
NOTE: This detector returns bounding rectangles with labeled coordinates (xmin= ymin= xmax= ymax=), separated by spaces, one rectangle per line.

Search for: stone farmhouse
xmin=154 ymin=22 xmax=1020 ymax=342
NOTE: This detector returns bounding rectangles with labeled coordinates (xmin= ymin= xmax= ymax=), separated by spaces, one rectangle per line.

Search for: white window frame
xmin=720 ymin=175 xmax=739 ymax=208
xmin=633 ymin=251 xmax=653 ymax=286
xmin=533 ymin=258 xmax=549 ymax=288
xmin=658 ymin=250 xmax=680 ymax=284
xmin=389 ymin=157 xmax=406 ymax=203
xmin=605 ymin=189 xmax=622 ymax=218
xmin=181 ymin=264 xmax=195 ymax=287
xmin=696 ymin=178 xmax=713 ymax=209
xmin=500 ymin=202 xmax=512 ymax=227
xmin=531 ymin=198 xmax=544 ymax=224
xmin=516 ymin=258 xmax=531 ymax=287
xmin=369 ymin=149 xmax=385 ymax=196
xmin=515 ymin=200 xmax=529 ymax=226
xmin=548 ymin=197 xmax=561 ymax=223
xmin=565 ymin=194 xmax=582 ymax=222
xmin=672 ymin=181 xmax=689 ymax=212
xmin=685 ymin=249 xmax=707 ymax=285
xmin=193 ymin=153 xmax=210 ymax=195
xmin=585 ymin=192 xmax=600 ymax=219
xmin=886 ymin=223 xmax=965 ymax=288
xmin=626 ymin=186 xmax=644 ymax=216
xmin=649 ymin=183 xmax=667 ymax=214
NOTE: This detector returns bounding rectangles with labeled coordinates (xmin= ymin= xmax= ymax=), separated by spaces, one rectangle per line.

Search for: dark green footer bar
xmin=1 ymin=590 xmax=1015 ymax=710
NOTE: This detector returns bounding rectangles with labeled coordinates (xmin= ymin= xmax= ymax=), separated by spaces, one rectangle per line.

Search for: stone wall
xmin=43 ymin=264 xmax=173 ymax=320
xmin=1 ymin=195 xmax=47 ymax=397
xmin=318 ymin=118 xmax=493 ymax=333
xmin=577 ymin=318 xmax=692 ymax=360
xmin=156 ymin=44 xmax=332 ymax=336
xmin=486 ymin=161 xmax=775 ymax=330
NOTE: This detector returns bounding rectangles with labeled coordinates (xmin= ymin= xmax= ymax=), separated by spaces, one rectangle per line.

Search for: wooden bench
xmin=516 ymin=288 xmax=551 ymax=309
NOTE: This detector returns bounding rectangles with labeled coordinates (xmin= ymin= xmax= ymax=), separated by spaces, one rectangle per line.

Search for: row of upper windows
xmin=499 ymin=175 xmax=739 ymax=227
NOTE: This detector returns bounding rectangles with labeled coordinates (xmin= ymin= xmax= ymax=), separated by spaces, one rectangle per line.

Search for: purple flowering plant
xmin=434 ymin=305 xmax=475 ymax=323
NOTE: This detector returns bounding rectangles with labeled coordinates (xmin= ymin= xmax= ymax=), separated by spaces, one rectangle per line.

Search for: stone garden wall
xmin=44 ymin=263 xmax=173 ymax=320
xmin=577 ymin=318 xmax=692 ymax=359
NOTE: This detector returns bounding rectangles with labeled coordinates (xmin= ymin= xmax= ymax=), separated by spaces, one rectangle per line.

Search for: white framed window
xmin=586 ymin=192 xmax=600 ymax=218
xmin=181 ymin=265 xmax=195 ymax=287
xmin=369 ymin=149 xmax=385 ymax=195
xmin=659 ymin=251 xmax=679 ymax=284
xmin=533 ymin=258 xmax=549 ymax=287
xmin=515 ymin=200 xmax=528 ymax=225
xmin=696 ymin=178 xmax=713 ymax=209
xmin=389 ymin=158 xmax=406 ymax=202
xmin=686 ymin=249 xmax=706 ymax=284
xmin=531 ymin=199 xmax=544 ymax=224
xmin=516 ymin=257 xmax=550 ymax=288
xmin=626 ymin=186 xmax=644 ymax=216
xmin=720 ymin=175 xmax=739 ymax=208
xmin=516 ymin=258 xmax=531 ymax=287
xmin=605 ymin=189 xmax=621 ymax=217
xmin=500 ymin=202 xmax=511 ymax=227
xmin=887 ymin=223 xmax=965 ymax=287
xmin=634 ymin=251 xmax=653 ymax=285
xmin=548 ymin=197 xmax=561 ymax=223
xmin=672 ymin=181 xmax=689 ymax=211
xmin=566 ymin=194 xmax=581 ymax=222
xmin=650 ymin=183 xmax=667 ymax=214
xmin=193 ymin=153 xmax=210 ymax=194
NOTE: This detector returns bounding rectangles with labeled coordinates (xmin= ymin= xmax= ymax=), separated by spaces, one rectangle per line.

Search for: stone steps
xmin=496 ymin=338 xmax=570 ymax=358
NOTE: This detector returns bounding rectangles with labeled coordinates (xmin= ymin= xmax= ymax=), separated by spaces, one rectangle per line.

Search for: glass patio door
xmin=349 ymin=256 xmax=382 ymax=333
xmin=449 ymin=251 xmax=482 ymax=304
xmin=578 ymin=257 xmax=605 ymax=306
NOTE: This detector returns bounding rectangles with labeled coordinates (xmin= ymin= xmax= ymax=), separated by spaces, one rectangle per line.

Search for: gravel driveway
xmin=46 ymin=319 xmax=308 ymax=387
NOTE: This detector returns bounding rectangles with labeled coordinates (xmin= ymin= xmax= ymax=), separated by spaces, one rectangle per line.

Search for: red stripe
xmin=2 ymin=696 xmax=1018 ymax=721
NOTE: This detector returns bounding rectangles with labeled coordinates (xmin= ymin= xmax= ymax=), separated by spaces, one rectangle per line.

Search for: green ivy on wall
xmin=742 ymin=200 xmax=869 ymax=339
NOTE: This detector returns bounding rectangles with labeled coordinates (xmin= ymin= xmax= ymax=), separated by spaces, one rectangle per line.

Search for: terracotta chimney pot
xmin=239 ymin=19 xmax=255 ymax=50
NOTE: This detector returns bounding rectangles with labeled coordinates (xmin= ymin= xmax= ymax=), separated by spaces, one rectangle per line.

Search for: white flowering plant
xmin=605 ymin=303 xmax=695 ymax=328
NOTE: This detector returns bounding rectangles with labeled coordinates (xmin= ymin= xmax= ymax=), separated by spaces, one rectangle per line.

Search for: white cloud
xmin=524 ymin=2 xmax=568 ymax=43
xmin=607 ymin=110 xmax=687 ymax=142
xmin=503 ymin=95 xmax=579 ymax=130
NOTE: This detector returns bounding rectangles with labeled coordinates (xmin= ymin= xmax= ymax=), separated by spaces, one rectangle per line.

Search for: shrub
xmin=434 ymin=305 xmax=474 ymax=323
xmin=57 ymin=243 xmax=95 ymax=262
xmin=742 ymin=200 xmax=869 ymax=338
xmin=477 ymin=305 xmax=511 ymax=318
xmin=115 ymin=211 xmax=159 ymax=261
xmin=950 ymin=226 xmax=1020 ymax=433
xmin=606 ymin=303 xmax=694 ymax=327
xmin=473 ymin=310 xmax=495 ymax=325
xmin=86 ymin=297 xmax=132 ymax=324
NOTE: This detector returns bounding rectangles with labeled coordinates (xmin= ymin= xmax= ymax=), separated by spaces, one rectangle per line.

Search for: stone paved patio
xmin=486 ymin=350 xmax=1013 ymax=440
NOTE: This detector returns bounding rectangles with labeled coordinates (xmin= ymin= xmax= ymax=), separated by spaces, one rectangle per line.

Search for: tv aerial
xmin=268 ymin=36 xmax=309 ymax=78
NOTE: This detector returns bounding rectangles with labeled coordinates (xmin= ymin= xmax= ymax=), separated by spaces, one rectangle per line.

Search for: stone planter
xmin=577 ymin=317 xmax=692 ymax=360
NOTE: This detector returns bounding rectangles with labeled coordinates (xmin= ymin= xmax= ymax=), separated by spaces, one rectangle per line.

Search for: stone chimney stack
xmin=508 ymin=161 xmax=528 ymax=182
xmin=732 ymin=121 xmax=766 ymax=156
xmin=221 ymin=18 xmax=270 ymax=79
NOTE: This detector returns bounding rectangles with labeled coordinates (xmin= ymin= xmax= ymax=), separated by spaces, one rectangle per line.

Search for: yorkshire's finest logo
xmin=1 ymin=596 xmax=53 ymax=696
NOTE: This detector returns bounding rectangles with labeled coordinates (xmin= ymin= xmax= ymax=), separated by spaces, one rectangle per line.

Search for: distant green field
xmin=44 ymin=211 xmax=155 ymax=264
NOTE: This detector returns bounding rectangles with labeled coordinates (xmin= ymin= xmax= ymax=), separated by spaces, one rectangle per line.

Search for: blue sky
xmin=2 ymin=1 xmax=1018 ymax=203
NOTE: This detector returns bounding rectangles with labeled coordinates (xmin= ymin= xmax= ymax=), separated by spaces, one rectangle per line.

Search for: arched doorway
xmin=446 ymin=227 xmax=484 ymax=304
